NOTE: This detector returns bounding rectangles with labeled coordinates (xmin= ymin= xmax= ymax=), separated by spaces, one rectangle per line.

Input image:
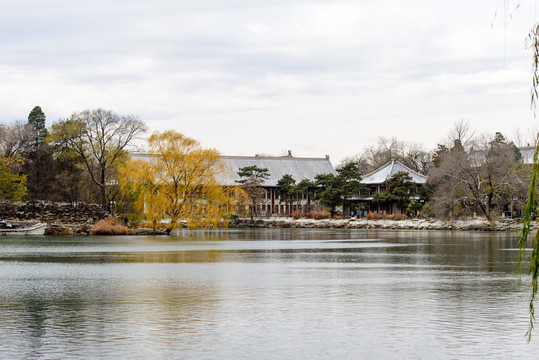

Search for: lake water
xmin=1 ymin=229 xmax=538 ymax=359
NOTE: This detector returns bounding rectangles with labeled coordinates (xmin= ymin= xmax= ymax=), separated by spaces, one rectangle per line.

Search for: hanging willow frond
xmin=518 ymin=21 xmax=539 ymax=342
xmin=527 ymin=23 xmax=539 ymax=115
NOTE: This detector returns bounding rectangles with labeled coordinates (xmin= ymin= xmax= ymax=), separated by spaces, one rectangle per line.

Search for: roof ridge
xmin=131 ymin=152 xmax=331 ymax=162
xmin=391 ymin=160 xmax=427 ymax=179
xmin=387 ymin=160 xmax=395 ymax=180
xmin=361 ymin=160 xmax=392 ymax=178
xmin=222 ymin=155 xmax=330 ymax=161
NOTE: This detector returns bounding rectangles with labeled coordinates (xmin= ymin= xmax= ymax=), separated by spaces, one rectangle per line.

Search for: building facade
xmin=352 ymin=160 xmax=427 ymax=216
xmin=131 ymin=151 xmax=337 ymax=217
xmin=221 ymin=153 xmax=336 ymax=216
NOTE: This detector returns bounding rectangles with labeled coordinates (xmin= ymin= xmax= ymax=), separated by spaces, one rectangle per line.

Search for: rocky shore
xmin=0 ymin=202 xmax=526 ymax=234
xmin=47 ymin=217 xmax=524 ymax=235
xmin=0 ymin=202 xmax=108 ymax=235
xmin=230 ymin=217 xmax=524 ymax=232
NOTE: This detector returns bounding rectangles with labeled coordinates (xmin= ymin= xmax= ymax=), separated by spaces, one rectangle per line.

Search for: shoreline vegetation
xmin=0 ymin=202 xmax=526 ymax=235
xmin=48 ymin=216 xmax=524 ymax=235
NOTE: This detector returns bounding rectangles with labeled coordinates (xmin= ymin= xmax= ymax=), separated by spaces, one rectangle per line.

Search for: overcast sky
xmin=1 ymin=0 xmax=537 ymax=164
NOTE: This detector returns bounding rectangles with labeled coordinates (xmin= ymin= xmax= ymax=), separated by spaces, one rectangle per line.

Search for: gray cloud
xmin=0 ymin=0 xmax=535 ymax=162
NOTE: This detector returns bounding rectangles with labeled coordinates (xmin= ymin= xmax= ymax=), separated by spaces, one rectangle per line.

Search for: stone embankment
xmin=0 ymin=202 xmax=108 ymax=223
xmin=231 ymin=217 xmax=524 ymax=231
xmin=0 ymin=201 xmax=526 ymax=234
xmin=0 ymin=202 xmax=109 ymax=235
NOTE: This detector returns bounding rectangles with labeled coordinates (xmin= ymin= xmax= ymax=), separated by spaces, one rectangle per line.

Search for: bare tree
xmin=49 ymin=109 xmax=147 ymax=210
xmin=354 ymin=137 xmax=432 ymax=175
xmin=444 ymin=119 xmax=476 ymax=151
xmin=0 ymin=121 xmax=33 ymax=157
xmin=512 ymin=123 xmax=539 ymax=147
xmin=429 ymin=132 xmax=527 ymax=221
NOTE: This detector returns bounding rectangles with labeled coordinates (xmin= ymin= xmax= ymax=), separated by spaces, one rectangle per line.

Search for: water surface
xmin=0 ymin=229 xmax=537 ymax=359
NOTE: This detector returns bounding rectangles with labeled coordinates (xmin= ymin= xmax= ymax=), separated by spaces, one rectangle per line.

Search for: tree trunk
xmin=100 ymin=168 xmax=108 ymax=211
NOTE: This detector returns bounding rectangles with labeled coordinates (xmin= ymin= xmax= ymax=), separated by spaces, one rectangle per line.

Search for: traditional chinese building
xmin=353 ymin=160 xmax=427 ymax=216
xmin=131 ymin=151 xmax=336 ymax=216
xmin=221 ymin=152 xmax=336 ymax=216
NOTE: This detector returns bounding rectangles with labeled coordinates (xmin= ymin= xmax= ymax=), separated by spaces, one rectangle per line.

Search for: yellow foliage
xmin=119 ymin=130 xmax=244 ymax=230
xmin=0 ymin=155 xmax=27 ymax=202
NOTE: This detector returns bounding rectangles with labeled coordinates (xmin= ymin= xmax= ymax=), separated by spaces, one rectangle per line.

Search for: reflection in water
xmin=0 ymin=229 xmax=537 ymax=359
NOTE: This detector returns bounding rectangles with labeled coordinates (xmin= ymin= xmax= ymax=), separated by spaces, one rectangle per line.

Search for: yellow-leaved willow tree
xmin=119 ymin=130 xmax=247 ymax=231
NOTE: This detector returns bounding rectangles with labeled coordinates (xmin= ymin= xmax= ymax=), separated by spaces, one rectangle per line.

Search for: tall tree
xmin=0 ymin=121 xmax=33 ymax=157
xmin=429 ymin=133 xmax=525 ymax=221
xmin=49 ymin=109 xmax=146 ymax=210
xmin=313 ymin=162 xmax=365 ymax=216
xmin=22 ymin=144 xmax=55 ymax=200
xmin=237 ymin=165 xmax=270 ymax=218
xmin=294 ymin=178 xmax=315 ymax=214
xmin=119 ymin=130 xmax=239 ymax=231
xmin=50 ymin=146 xmax=84 ymax=204
xmin=277 ymin=174 xmax=296 ymax=215
xmin=335 ymin=161 xmax=365 ymax=215
xmin=313 ymin=173 xmax=342 ymax=215
xmin=24 ymin=106 xmax=55 ymax=200
xmin=27 ymin=106 xmax=48 ymax=148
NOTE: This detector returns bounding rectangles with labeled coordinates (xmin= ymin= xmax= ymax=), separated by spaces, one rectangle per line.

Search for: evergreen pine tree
xmin=27 ymin=106 xmax=48 ymax=147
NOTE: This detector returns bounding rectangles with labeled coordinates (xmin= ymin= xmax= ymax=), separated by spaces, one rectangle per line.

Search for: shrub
xmin=291 ymin=210 xmax=302 ymax=219
xmin=304 ymin=212 xmax=312 ymax=219
xmin=366 ymin=213 xmax=382 ymax=220
xmin=386 ymin=213 xmax=407 ymax=221
xmin=91 ymin=217 xmax=129 ymax=235
xmin=332 ymin=215 xmax=343 ymax=220
xmin=311 ymin=211 xmax=330 ymax=220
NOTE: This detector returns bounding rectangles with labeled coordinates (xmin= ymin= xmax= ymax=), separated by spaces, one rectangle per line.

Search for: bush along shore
xmin=0 ymin=202 xmax=526 ymax=234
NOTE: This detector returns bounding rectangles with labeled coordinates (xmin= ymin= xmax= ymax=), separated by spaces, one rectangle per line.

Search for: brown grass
xmin=366 ymin=213 xmax=382 ymax=220
xmin=291 ymin=210 xmax=302 ymax=219
xmin=311 ymin=211 xmax=330 ymax=220
xmin=385 ymin=213 xmax=407 ymax=221
xmin=91 ymin=217 xmax=129 ymax=235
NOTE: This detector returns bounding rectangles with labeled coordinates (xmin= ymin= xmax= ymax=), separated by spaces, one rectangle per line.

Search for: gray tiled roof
xmin=221 ymin=155 xmax=336 ymax=187
xmin=361 ymin=160 xmax=427 ymax=185
xmin=130 ymin=153 xmax=336 ymax=187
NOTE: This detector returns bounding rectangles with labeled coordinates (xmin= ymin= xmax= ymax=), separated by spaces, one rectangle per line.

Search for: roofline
xmin=223 ymin=155 xmax=331 ymax=161
xmin=361 ymin=159 xmax=427 ymax=184
xmin=130 ymin=152 xmax=332 ymax=162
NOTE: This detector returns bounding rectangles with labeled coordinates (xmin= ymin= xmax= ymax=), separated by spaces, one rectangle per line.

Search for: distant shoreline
xmin=41 ymin=217 xmax=525 ymax=235
xmin=229 ymin=217 xmax=523 ymax=232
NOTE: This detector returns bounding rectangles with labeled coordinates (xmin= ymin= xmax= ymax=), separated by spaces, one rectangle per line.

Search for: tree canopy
xmin=27 ymin=106 xmax=47 ymax=148
xmin=313 ymin=162 xmax=364 ymax=215
xmin=277 ymin=174 xmax=297 ymax=209
xmin=429 ymin=132 xmax=526 ymax=221
xmin=0 ymin=155 xmax=27 ymax=202
xmin=49 ymin=109 xmax=146 ymax=210
xmin=373 ymin=171 xmax=415 ymax=210
xmin=236 ymin=165 xmax=270 ymax=218
xmin=120 ymin=130 xmax=241 ymax=231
